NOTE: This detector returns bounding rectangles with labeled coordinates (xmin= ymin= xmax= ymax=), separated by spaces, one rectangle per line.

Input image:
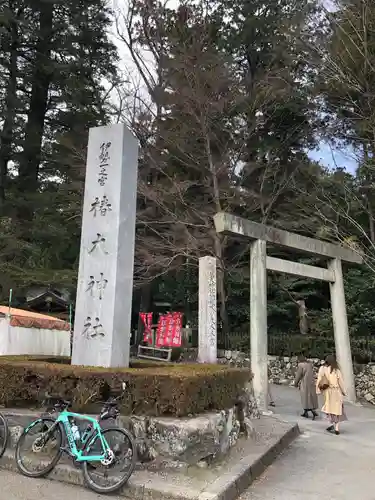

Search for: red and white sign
xmin=155 ymin=314 xmax=167 ymax=347
xmin=139 ymin=312 xmax=153 ymax=344
xmin=171 ymin=312 xmax=183 ymax=347
xmin=155 ymin=312 xmax=183 ymax=347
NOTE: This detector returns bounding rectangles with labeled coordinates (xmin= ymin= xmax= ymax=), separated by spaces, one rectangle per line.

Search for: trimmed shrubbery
xmin=268 ymin=335 xmax=375 ymax=363
xmin=0 ymin=358 xmax=250 ymax=416
xmin=220 ymin=332 xmax=375 ymax=364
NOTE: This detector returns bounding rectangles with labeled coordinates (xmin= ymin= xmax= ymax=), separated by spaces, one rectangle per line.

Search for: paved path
xmin=240 ymin=384 xmax=375 ymax=500
xmin=0 ymin=469 xmax=107 ymax=500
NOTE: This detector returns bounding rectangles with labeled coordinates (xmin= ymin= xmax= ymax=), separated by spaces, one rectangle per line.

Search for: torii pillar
xmin=214 ymin=212 xmax=362 ymax=411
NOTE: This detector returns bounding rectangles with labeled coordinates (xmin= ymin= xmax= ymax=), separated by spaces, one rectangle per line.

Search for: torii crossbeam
xmin=214 ymin=212 xmax=363 ymax=411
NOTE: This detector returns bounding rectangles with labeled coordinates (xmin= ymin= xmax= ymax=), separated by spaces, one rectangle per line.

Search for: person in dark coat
xmin=294 ymin=355 xmax=319 ymax=419
xmin=268 ymin=365 xmax=275 ymax=407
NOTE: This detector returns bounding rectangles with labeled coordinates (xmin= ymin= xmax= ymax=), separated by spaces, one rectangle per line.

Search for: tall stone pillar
xmin=71 ymin=123 xmax=138 ymax=368
xmin=250 ymin=239 xmax=268 ymax=410
xmin=328 ymin=258 xmax=356 ymax=402
xmin=198 ymin=256 xmax=217 ymax=363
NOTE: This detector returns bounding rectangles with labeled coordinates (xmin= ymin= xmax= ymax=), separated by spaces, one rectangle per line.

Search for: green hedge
xmin=0 ymin=356 xmax=172 ymax=368
xmin=0 ymin=355 xmax=72 ymax=364
xmin=268 ymin=335 xmax=375 ymax=363
xmin=221 ymin=332 xmax=375 ymax=364
xmin=0 ymin=359 xmax=250 ymax=416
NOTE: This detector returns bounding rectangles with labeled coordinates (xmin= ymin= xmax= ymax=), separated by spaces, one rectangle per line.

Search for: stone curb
xmin=0 ymin=449 xmax=199 ymax=500
xmin=0 ymin=418 xmax=300 ymax=500
xmin=197 ymin=422 xmax=300 ymax=500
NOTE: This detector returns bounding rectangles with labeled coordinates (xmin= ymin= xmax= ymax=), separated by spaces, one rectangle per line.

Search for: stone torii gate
xmin=214 ymin=212 xmax=363 ymax=411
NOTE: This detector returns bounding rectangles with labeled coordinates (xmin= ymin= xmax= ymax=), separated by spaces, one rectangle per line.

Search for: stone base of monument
xmin=1 ymin=415 xmax=299 ymax=500
xmin=2 ymin=381 xmax=259 ymax=470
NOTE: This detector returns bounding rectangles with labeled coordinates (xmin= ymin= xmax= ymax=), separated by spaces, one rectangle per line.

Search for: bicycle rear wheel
xmin=0 ymin=413 xmax=8 ymax=458
xmin=82 ymin=426 xmax=136 ymax=494
xmin=15 ymin=417 xmax=63 ymax=478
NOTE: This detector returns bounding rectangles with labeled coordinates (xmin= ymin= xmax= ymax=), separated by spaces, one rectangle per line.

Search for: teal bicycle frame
xmin=25 ymin=411 xmax=111 ymax=463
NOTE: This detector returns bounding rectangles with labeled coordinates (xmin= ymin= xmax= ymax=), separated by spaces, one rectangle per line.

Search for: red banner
xmin=171 ymin=311 xmax=183 ymax=347
xmin=155 ymin=312 xmax=183 ymax=347
xmin=155 ymin=314 xmax=167 ymax=347
xmin=139 ymin=312 xmax=153 ymax=344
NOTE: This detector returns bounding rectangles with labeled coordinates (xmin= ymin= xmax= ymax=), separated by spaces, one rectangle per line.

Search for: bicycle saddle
xmin=54 ymin=399 xmax=71 ymax=408
xmin=103 ymin=399 xmax=118 ymax=407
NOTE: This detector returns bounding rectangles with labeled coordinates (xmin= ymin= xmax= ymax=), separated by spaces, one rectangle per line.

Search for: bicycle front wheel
xmin=82 ymin=426 xmax=136 ymax=494
xmin=0 ymin=413 xmax=8 ymax=458
xmin=15 ymin=417 xmax=63 ymax=478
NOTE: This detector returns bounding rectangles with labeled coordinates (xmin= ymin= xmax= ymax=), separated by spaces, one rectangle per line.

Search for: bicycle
xmin=15 ymin=390 xmax=136 ymax=494
xmin=0 ymin=412 xmax=8 ymax=458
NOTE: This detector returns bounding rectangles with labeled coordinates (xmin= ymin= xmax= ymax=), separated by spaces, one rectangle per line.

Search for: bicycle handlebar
xmin=43 ymin=382 xmax=127 ymax=415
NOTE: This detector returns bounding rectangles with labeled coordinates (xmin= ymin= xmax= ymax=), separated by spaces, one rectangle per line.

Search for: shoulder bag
xmin=318 ymin=371 xmax=329 ymax=391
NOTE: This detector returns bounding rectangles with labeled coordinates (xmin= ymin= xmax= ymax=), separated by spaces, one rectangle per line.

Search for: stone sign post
xmin=71 ymin=123 xmax=138 ymax=368
xmin=198 ymin=256 xmax=217 ymax=363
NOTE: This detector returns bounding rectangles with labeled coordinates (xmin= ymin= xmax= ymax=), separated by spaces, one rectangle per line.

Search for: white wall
xmin=0 ymin=318 xmax=70 ymax=356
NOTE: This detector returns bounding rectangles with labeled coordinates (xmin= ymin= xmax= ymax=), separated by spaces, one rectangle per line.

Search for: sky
xmin=308 ymin=143 xmax=358 ymax=173
xmin=111 ymin=0 xmax=358 ymax=176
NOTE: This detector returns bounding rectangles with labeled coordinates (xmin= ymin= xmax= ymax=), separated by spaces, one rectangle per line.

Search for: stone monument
xmin=71 ymin=123 xmax=138 ymax=367
xmin=198 ymin=256 xmax=217 ymax=363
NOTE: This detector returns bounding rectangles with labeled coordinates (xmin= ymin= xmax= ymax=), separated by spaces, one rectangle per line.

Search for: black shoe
xmin=312 ymin=411 xmax=318 ymax=421
xmin=335 ymin=430 xmax=340 ymax=435
xmin=326 ymin=425 xmax=334 ymax=433
xmin=301 ymin=411 xmax=309 ymax=418
xmin=269 ymin=401 xmax=275 ymax=407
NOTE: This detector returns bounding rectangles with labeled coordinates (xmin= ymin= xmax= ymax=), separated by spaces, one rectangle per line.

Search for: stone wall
xmin=120 ymin=409 xmax=240 ymax=469
xmin=182 ymin=348 xmax=251 ymax=367
xmin=268 ymin=356 xmax=375 ymax=405
xmin=7 ymin=381 xmax=259 ymax=471
xmin=208 ymin=349 xmax=375 ymax=406
xmin=120 ymin=377 xmax=259 ymax=469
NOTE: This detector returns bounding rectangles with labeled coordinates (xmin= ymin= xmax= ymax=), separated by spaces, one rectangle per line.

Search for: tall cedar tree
xmin=0 ymin=0 xmax=118 ymax=298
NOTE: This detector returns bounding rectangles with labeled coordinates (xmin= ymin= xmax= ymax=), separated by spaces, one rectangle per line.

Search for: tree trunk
xmin=297 ymin=299 xmax=309 ymax=335
xmin=202 ymin=128 xmax=229 ymax=336
xmin=18 ymin=1 xmax=53 ymax=209
xmin=367 ymin=199 xmax=375 ymax=244
xmin=217 ymin=269 xmax=229 ymax=334
xmin=363 ymin=144 xmax=375 ymax=244
xmin=0 ymin=7 xmax=19 ymax=211
xmin=214 ymin=233 xmax=229 ymax=335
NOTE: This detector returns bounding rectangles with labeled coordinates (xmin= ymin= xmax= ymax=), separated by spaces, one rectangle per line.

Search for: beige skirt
xmin=322 ymin=387 xmax=344 ymax=416
xmin=324 ymin=405 xmax=348 ymax=423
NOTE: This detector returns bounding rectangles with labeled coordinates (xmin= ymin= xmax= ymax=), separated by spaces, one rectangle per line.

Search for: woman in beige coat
xmin=316 ymin=355 xmax=347 ymax=435
xmin=294 ymin=355 xmax=318 ymax=419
